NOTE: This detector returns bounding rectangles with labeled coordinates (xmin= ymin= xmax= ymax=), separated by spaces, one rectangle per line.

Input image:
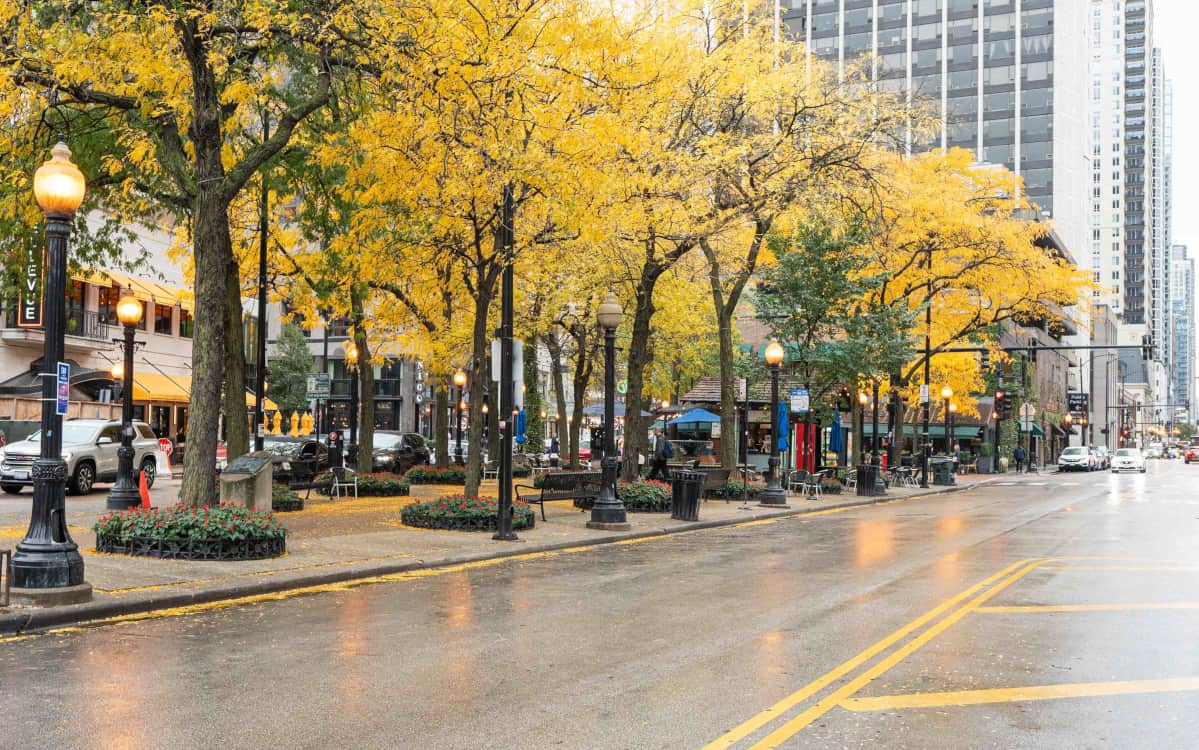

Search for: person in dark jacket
xmin=647 ymin=428 xmax=669 ymax=480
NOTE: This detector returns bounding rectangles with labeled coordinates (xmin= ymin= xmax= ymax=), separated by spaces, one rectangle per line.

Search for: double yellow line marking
xmin=704 ymin=558 xmax=1050 ymax=750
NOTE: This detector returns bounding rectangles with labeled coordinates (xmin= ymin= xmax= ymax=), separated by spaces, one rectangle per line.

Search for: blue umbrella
xmin=777 ymin=402 xmax=790 ymax=451
xmin=828 ymin=409 xmax=844 ymax=453
xmin=514 ymin=408 xmax=527 ymax=445
xmin=668 ymin=407 xmax=722 ymax=426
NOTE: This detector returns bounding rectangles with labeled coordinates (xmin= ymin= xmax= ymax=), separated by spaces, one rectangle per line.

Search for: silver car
xmin=0 ymin=419 xmax=166 ymax=495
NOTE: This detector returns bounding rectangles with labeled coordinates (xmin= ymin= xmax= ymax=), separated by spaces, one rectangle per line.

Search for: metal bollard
xmin=1 ymin=548 xmax=10 ymax=607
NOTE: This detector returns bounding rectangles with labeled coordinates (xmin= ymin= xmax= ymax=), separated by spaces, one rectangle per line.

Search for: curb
xmin=0 ymin=478 xmax=995 ymax=637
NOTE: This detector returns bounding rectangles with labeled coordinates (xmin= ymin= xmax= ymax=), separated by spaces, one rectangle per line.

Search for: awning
xmin=128 ymin=372 xmax=275 ymax=410
xmin=1019 ymin=423 xmax=1046 ymax=436
xmin=72 ymin=269 xmax=192 ymax=311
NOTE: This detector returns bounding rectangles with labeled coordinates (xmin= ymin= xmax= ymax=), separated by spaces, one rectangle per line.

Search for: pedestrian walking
xmin=953 ymin=442 xmax=961 ymax=475
xmin=647 ymin=427 xmax=671 ymax=480
xmin=1014 ymin=444 xmax=1026 ymax=473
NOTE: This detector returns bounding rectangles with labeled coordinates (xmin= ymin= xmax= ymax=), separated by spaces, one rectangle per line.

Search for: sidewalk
xmin=0 ymin=474 xmax=1000 ymax=635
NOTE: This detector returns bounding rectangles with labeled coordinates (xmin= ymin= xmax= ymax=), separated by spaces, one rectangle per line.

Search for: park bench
xmin=693 ymin=467 xmax=732 ymax=499
xmin=515 ymin=471 xmax=602 ymax=521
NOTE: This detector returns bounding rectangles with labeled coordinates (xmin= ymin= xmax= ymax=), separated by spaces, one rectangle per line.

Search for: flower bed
xmin=313 ymin=472 xmax=411 ymax=496
xmin=94 ymin=502 xmax=287 ymax=560
xmin=705 ymin=481 xmax=764 ymax=500
xmin=404 ymin=466 xmax=466 ymax=485
xmin=272 ymin=486 xmax=305 ymax=512
xmin=400 ymin=495 xmax=535 ymax=531
xmin=573 ymin=479 xmax=672 ymax=512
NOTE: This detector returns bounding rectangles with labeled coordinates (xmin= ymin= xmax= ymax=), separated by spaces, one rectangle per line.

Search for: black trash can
xmin=671 ymin=470 xmax=702 ymax=521
xmin=856 ymin=464 xmax=883 ymax=497
xmin=931 ymin=456 xmax=955 ymax=486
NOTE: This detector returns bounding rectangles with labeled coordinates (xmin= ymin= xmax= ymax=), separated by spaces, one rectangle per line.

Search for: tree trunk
xmin=486 ymin=351 xmax=499 ymax=462
xmin=179 ymin=26 xmax=230 ymax=507
xmin=569 ymin=325 xmax=592 ymax=469
xmin=546 ymin=330 xmax=569 ymax=457
xmin=181 ymin=195 xmax=231 ymax=507
xmin=434 ymin=382 xmax=449 ymax=469
xmin=464 ymin=275 xmax=493 ymax=499
xmin=622 ymin=271 xmax=663 ymax=481
xmin=351 ymin=290 xmax=374 ymax=472
xmin=222 ymin=257 xmax=249 ymax=462
xmin=700 ymin=233 xmax=765 ymax=471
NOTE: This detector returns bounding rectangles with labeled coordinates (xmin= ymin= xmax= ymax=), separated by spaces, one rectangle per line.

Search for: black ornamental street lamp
xmin=346 ymin=343 xmax=359 ymax=468
xmin=758 ymin=341 xmax=789 ymax=508
xmin=858 ymin=390 xmax=869 ymax=464
xmin=453 ymin=368 xmax=467 ymax=465
xmin=106 ymin=295 xmax=146 ymax=510
xmin=10 ymin=142 xmax=90 ymax=598
xmin=586 ymin=292 xmax=630 ymax=530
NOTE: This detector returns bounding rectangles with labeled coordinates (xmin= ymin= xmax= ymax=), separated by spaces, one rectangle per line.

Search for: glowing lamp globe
xmin=116 ymin=295 xmax=143 ymax=327
xmin=764 ymin=341 xmax=785 ymax=367
xmin=33 ymin=142 xmax=86 ymax=216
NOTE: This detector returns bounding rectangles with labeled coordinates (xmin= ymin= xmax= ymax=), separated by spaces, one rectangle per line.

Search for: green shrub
xmin=404 ymin=466 xmax=466 ymax=485
xmin=573 ymin=479 xmax=672 ymax=512
xmin=271 ymin=485 xmax=304 ymax=512
xmin=94 ymin=502 xmax=286 ymax=542
xmin=705 ymin=481 xmax=763 ymax=499
xmin=400 ymin=495 xmax=535 ymax=531
xmin=313 ymin=472 xmax=411 ymax=496
xmin=979 ymin=442 xmax=994 ymax=457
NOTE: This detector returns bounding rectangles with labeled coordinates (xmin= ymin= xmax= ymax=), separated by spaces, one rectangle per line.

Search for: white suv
xmin=0 ymin=419 xmax=166 ymax=495
xmin=1058 ymin=446 xmax=1092 ymax=472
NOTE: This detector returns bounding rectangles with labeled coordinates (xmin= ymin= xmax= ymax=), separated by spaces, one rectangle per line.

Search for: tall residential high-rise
xmin=1085 ymin=0 xmax=1174 ymax=429
xmin=1169 ymin=244 xmax=1193 ymax=419
xmin=783 ymin=0 xmax=1090 ymax=260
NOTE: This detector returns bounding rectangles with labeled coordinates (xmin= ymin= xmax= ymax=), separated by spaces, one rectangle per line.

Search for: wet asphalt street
xmin=4 ymin=461 xmax=1199 ymax=749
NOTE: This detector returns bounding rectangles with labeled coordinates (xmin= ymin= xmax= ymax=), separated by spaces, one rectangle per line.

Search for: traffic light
xmin=1002 ymin=396 xmax=1013 ymax=419
xmin=1028 ymin=338 xmax=1038 ymax=364
xmin=995 ymin=389 xmax=1005 ymax=420
xmin=980 ymin=350 xmax=991 ymax=371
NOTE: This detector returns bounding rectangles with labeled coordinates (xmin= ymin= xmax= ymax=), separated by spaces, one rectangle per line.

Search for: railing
xmin=65 ymin=311 xmax=109 ymax=341
xmin=5 ymin=310 xmax=109 ymax=341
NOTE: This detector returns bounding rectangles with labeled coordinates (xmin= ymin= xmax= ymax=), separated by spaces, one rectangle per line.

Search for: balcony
xmin=1 ymin=311 xmax=110 ymax=352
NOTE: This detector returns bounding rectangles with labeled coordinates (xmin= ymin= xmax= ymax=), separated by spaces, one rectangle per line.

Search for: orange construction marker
xmin=139 ymin=470 xmax=152 ymax=509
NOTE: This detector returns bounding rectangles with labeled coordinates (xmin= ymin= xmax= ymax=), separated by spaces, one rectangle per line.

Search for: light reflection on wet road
xmin=4 ymin=462 xmax=1199 ymax=748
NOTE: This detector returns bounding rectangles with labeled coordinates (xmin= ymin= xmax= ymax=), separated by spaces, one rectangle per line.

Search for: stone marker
xmin=219 ymin=451 xmax=274 ymax=512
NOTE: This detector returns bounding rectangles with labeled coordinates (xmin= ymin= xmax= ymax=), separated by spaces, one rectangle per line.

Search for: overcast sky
xmin=1156 ymin=2 xmax=1194 ymax=253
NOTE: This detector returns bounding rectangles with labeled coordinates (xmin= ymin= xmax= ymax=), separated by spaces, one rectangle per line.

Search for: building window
xmin=97 ymin=285 xmax=120 ymax=326
xmin=179 ymin=309 xmax=193 ymax=339
xmin=65 ymin=280 xmax=84 ymax=335
xmin=155 ymin=303 xmax=172 ymax=335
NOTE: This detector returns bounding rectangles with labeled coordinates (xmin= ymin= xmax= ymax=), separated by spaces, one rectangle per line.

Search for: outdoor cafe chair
xmin=330 ymin=466 xmax=358 ymax=500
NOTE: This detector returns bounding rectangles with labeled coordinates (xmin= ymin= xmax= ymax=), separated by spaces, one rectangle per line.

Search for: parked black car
xmin=372 ymin=431 xmax=430 ymax=474
xmin=262 ymin=437 xmax=327 ymax=484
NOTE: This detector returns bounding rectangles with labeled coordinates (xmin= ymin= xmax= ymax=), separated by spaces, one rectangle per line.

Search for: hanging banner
xmin=18 ymin=238 xmax=43 ymax=327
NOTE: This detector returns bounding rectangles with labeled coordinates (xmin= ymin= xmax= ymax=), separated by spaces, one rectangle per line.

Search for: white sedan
xmin=1110 ymin=447 xmax=1146 ymax=473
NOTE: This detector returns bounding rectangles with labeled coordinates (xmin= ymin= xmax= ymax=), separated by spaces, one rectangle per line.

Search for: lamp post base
xmin=757 ymin=489 xmax=790 ymax=509
xmin=10 ymin=545 xmax=87 ymax=590
xmin=587 ymin=456 xmax=630 ymax=530
xmin=9 ymin=582 xmax=93 ymax=607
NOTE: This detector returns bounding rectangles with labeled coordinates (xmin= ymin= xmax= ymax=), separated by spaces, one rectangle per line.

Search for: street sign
xmin=1019 ymin=402 xmax=1036 ymax=420
xmin=1020 ymin=417 xmax=1034 ymax=433
xmin=737 ymin=377 xmax=747 ymax=402
xmin=616 ymin=379 xmax=627 ymax=395
xmin=919 ymin=384 xmax=930 ymax=404
xmin=1066 ymin=392 xmax=1089 ymax=413
xmin=55 ymin=362 xmax=69 ymax=416
xmin=790 ymin=387 xmax=809 ymax=414
xmin=305 ymin=373 xmax=331 ymax=399
xmin=159 ymin=437 xmax=173 ymax=456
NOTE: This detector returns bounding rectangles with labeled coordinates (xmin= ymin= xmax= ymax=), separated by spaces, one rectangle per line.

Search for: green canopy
xmin=1019 ymin=423 xmax=1045 ymax=436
